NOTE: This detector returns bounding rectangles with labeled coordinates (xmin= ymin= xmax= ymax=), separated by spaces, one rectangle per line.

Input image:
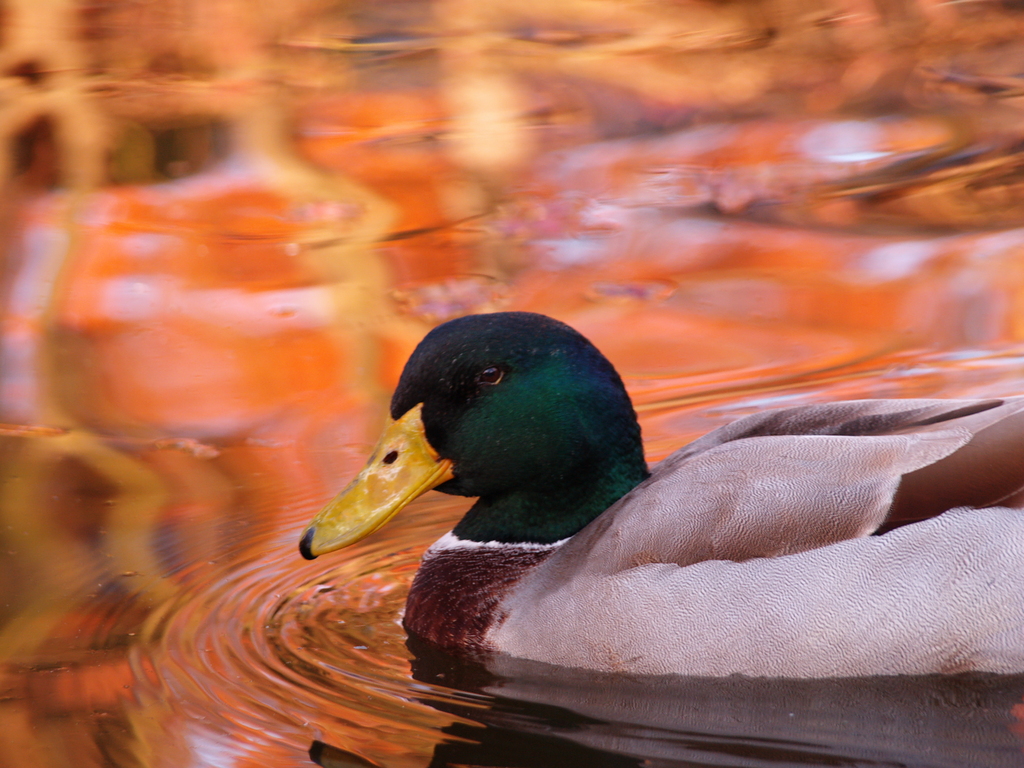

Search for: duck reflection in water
xmin=307 ymin=638 xmax=1024 ymax=767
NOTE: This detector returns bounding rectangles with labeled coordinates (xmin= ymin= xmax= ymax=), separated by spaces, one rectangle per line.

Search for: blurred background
xmin=4 ymin=0 xmax=1024 ymax=766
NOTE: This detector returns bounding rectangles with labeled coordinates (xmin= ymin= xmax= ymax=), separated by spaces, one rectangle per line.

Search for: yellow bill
xmin=299 ymin=403 xmax=454 ymax=559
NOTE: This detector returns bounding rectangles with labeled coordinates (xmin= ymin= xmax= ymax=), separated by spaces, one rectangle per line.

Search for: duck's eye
xmin=475 ymin=366 xmax=504 ymax=385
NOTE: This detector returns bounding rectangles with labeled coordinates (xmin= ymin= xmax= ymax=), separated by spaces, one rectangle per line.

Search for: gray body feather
xmin=484 ymin=398 xmax=1024 ymax=676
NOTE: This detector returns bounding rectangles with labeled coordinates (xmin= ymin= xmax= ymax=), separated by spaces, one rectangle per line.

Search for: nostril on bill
xmin=382 ymin=450 xmax=398 ymax=465
xmin=299 ymin=528 xmax=317 ymax=560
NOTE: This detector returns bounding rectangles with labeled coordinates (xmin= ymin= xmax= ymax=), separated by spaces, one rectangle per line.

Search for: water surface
xmin=4 ymin=2 xmax=1024 ymax=766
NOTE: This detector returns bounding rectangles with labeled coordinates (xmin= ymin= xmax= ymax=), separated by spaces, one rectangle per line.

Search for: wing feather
xmin=548 ymin=397 xmax=1024 ymax=578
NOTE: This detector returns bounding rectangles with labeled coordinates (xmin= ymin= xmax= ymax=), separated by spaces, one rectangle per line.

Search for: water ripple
xmin=132 ymin=496 xmax=472 ymax=764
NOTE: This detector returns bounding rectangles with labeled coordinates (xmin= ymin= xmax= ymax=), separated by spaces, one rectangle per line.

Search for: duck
xmin=299 ymin=311 xmax=1024 ymax=678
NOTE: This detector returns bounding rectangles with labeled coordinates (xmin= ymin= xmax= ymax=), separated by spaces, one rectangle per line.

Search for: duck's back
xmin=488 ymin=397 xmax=1024 ymax=676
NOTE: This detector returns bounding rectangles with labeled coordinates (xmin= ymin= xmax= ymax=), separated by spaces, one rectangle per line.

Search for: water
xmin=6 ymin=1 xmax=1024 ymax=766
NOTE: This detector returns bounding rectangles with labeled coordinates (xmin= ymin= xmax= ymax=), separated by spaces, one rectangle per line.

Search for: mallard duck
xmin=300 ymin=311 xmax=1024 ymax=677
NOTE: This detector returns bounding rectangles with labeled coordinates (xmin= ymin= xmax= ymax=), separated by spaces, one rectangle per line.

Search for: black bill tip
xmin=308 ymin=740 xmax=325 ymax=765
xmin=299 ymin=527 xmax=317 ymax=560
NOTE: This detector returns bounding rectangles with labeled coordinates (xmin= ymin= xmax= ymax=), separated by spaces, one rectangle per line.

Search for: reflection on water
xmin=4 ymin=0 xmax=1024 ymax=766
xmin=411 ymin=649 xmax=1024 ymax=768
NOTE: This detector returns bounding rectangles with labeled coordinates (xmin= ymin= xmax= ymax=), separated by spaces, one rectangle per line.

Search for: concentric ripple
xmin=130 ymin=494 xmax=479 ymax=766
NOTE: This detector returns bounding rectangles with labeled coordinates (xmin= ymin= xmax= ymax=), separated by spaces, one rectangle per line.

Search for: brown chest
xmin=403 ymin=544 xmax=555 ymax=653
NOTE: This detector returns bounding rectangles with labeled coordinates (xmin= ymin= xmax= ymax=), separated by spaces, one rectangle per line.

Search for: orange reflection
xmin=4 ymin=1 xmax=1024 ymax=766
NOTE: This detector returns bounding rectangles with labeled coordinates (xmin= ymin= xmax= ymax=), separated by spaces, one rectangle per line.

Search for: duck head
xmin=300 ymin=312 xmax=649 ymax=558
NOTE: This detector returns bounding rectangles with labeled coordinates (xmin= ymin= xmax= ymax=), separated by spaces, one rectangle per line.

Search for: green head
xmin=391 ymin=312 xmax=649 ymax=543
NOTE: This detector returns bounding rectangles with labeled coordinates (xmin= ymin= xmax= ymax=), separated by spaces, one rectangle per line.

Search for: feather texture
xmin=482 ymin=398 xmax=1024 ymax=676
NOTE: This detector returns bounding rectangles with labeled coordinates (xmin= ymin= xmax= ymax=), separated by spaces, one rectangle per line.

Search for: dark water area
xmin=4 ymin=0 xmax=1024 ymax=766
